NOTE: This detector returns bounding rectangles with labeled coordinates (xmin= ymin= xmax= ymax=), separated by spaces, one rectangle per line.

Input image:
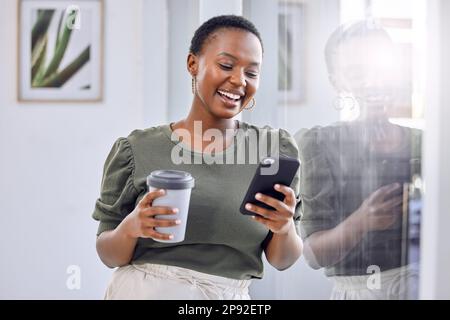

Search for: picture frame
xmin=278 ymin=0 xmax=305 ymax=105
xmin=18 ymin=0 xmax=103 ymax=102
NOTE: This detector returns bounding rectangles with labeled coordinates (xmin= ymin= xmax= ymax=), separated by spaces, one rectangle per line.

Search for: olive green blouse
xmin=92 ymin=120 xmax=301 ymax=280
xmin=297 ymin=121 xmax=422 ymax=277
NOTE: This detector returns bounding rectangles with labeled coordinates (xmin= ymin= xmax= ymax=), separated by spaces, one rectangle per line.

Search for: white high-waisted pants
xmin=330 ymin=264 xmax=419 ymax=300
xmin=104 ymin=263 xmax=252 ymax=300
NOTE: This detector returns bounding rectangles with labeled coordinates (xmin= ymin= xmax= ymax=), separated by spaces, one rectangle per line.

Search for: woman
xmin=93 ymin=15 xmax=303 ymax=300
xmin=297 ymin=20 xmax=421 ymax=300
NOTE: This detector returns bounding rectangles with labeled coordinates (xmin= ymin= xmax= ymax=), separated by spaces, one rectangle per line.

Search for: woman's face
xmin=331 ymin=34 xmax=397 ymax=107
xmin=188 ymin=28 xmax=263 ymax=119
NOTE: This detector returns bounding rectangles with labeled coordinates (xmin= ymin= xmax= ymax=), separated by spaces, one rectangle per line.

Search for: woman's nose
xmin=230 ymin=70 xmax=246 ymax=87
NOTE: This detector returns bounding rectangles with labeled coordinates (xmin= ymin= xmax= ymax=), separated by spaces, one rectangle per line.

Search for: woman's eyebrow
xmin=217 ymin=52 xmax=260 ymax=66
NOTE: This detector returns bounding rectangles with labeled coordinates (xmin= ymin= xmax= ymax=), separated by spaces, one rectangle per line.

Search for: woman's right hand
xmin=119 ymin=189 xmax=180 ymax=241
xmin=350 ymin=183 xmax=404 ymax=234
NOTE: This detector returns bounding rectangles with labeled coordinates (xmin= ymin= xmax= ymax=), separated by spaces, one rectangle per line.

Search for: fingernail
xmin=160 ymin=189 xmax=165 ymax=194
xmin=172 ymin=208 xmax=179 ymax=213
xmin=255 ymin=193 xmax=262 ymax=200
xmin=175 ymin=220 xmax=181 ymax=225
xmin=245 ymin=204 xmax=252 ymax=210
xmin=169 ymin=235 xmax=174 ymax=239
xmin=274 ymin=184 xmax=280 ymax=189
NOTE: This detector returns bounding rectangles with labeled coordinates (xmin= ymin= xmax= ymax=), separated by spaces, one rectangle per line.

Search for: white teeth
xmin=218 ymin=90 xmax=241 ymax=100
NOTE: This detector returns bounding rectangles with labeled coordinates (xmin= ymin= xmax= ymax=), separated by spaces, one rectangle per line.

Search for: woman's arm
xmin=245 ymin=184 xmax=303 ymax=270
xmin=302 ymin=214 xmax=364 ymax=269
xmin=303 ymin=183 xmax=403 ymax=269
xmin=264 ymin=221 xmax=303 ymax=270
xmin=96 ymin=189 xmax=179 ymax=268
xmin=96 ymin=222 xmax=138 ymax=268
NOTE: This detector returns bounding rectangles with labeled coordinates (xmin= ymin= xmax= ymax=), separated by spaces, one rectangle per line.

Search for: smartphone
xmin=240 ymin=154 xmax=300 ymax=216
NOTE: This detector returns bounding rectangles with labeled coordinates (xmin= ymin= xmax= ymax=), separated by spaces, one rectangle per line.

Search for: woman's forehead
xmin=201 ymin=28 xmax=263 ymax=62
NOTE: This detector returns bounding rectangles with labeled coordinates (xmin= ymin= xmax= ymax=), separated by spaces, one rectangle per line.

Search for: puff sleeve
xmin=92 ymin=138 xmax=140 ymax=236
xmin=278 ymin=128 xmax=302 ymax=234
xmin=296 ymin=128 xmax=337 ymax=240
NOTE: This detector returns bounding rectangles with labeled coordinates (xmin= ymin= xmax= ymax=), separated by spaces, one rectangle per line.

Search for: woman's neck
xmin=170 ymin=102 xmax=239 ymax=152
xmin=174 ymin=99 xmax=237 ymax=131
xmin=354 ymin=107 xmax=406 ymax=153
xmin=357 ymin=102 xmax=389 ymax=122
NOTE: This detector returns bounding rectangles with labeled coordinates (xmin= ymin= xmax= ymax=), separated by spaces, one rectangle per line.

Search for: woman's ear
xmin=328 ymin=74 xmax=339 ymax=91
xmin=328 ymin=74 xmax=347 ymax=94
xmin=187 ymin=53 xmax=198 ymax=77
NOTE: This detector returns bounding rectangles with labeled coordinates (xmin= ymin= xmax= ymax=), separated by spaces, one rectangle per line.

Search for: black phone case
xmin=240 ymin=154 xmax=300 ymax=216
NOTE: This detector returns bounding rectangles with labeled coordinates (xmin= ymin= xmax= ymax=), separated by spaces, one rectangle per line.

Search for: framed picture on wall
xmin=18 ymin=0 xmax=103 ymax=102
xmin=278 ymin=0 xmax=305 ymax=105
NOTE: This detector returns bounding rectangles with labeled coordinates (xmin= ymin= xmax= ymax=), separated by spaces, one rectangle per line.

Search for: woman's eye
xmin=219 ymin=63 xmax=233 ymax=70
xmin=246 ymin=72 xmax=259 ymax=78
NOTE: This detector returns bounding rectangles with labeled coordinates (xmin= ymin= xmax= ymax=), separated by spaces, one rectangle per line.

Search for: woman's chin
xmin=216 ymin=111 xmax=239 ymax=119
xmin=211 ymin=106 xmax=241 ymax=119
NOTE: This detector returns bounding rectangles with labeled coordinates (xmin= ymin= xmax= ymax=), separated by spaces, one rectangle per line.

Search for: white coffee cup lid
xmin=147 ymin=170 xmax=195 ymax=190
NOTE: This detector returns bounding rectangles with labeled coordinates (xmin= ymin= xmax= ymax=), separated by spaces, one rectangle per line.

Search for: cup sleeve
xmin=92 ymin=137 xmax=140 ymax=236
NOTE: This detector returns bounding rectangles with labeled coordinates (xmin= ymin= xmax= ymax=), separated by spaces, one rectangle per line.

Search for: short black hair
xmin=189 ymin=15 xmax=263 ymax=55
xmin=325 ymin=19 xmax=392 ymax=74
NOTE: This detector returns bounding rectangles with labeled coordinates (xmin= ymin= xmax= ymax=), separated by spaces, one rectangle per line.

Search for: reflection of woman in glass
xmin=92 ymin=15 xmax=303 ymax=300
xmin=297 ymin=20 xmax=421 ymax=299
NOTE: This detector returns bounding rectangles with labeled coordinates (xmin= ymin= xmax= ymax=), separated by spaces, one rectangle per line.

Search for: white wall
xmin=420 ymin=0 xmax=450 ymax=299
xmin=0 ymin=0 xmax=161 ymax=299
xmin=143 ymin=0 xmax=169 ymax=128
xmin=282 ymin=0 xmax=341 ymax=136
xmin=199 ymin=0 xmax=242 ymax=23
xmin=167 ymin=0 xmax=198 ymax=122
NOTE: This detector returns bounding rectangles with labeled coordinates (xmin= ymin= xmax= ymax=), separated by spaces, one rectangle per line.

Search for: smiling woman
xmin=180 ymin=16 xmax=264 ymax=138
xmin=92 ymin=15 xmax=303 ymax=300
xmin=187 ymin=28 xmax=262 ymax=121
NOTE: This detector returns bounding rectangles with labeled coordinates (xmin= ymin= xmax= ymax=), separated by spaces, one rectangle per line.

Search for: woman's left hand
xmin=245 ymin=184 xmax=297 ymax=235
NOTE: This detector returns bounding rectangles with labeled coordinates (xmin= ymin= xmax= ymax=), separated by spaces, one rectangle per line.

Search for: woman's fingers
xmin=379 ymin=196 xmax=404 ymax=213
xmin=142 ymin=227 xmax=174 ymax=241
xmin=273 ymin=184 xmax=296 ymax=207
xmin=254 ymin=192 xmax=291 ymax=217
xmin=245 ymin=203 xmax=276 ymax=220
xmin=143 ymin=218 xmax=181 ymax=228
xmin=250 ymin=184 xmax=296 ymax=217
xmin=372 ymin=183 xmax=401 ymax=203
xmin=141 ymin=206 xmax=178 ymax=217
xmin=138 ymin=189 xmax=166 ymax=208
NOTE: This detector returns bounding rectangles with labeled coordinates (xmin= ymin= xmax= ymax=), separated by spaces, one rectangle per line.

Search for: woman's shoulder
xmin=295 ymin=121 xmax=354 ymax=149
xmin=240 ymin=120 xmax=299 ymax=157
xmin=125 ymin=123 xmax=171 ymax=145
xmin=239 ymin=120 xmax=273 ymax=132
xmin=239 ymin=120 xmax=293 ymax=138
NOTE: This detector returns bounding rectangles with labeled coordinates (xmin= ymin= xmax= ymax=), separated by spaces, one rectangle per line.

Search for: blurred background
xmin=0 ymin=0 xmax=449 ymax=299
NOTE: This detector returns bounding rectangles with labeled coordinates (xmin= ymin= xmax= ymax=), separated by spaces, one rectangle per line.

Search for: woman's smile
xmin=216 ymin=89 xmax=244 ymax=108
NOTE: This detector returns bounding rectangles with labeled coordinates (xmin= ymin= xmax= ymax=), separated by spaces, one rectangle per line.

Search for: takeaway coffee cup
xmin=146 ymin=170 xmax=195 ymax=243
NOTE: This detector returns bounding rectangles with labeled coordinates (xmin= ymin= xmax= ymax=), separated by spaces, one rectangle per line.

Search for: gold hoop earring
xmin=191 ymin=77 xmax=197 ymax=95
xmin=244 ymin=98 xmax=256 ymax=110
